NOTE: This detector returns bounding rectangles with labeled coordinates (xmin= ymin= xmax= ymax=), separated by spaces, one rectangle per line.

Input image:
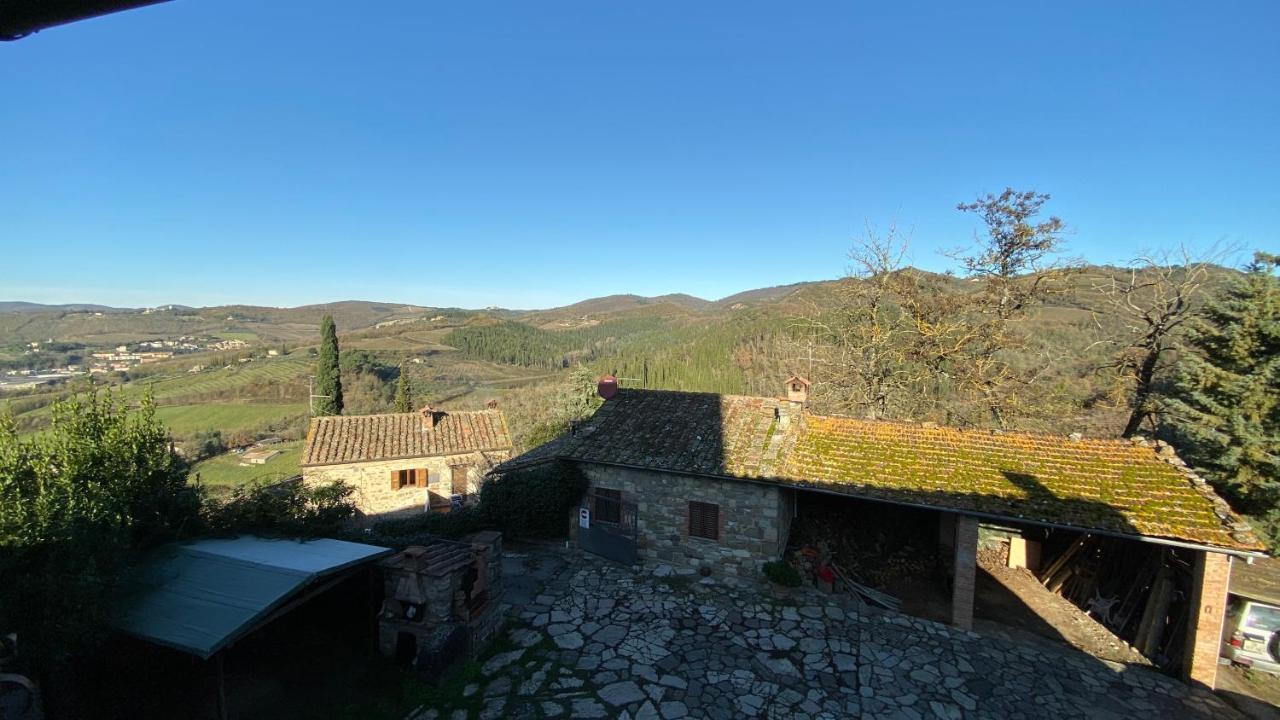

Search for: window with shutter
xmin=688 ymin=501 xmax=719 ymax=540
xmin=392 ymin=469 xmax=424 ymax=490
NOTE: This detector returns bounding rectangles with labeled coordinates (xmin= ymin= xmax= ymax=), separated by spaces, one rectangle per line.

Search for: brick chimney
xmin=419 ymin=404 xmax=439 ymax=428
xmin=784 ymin=375 xmax=810 ymax=404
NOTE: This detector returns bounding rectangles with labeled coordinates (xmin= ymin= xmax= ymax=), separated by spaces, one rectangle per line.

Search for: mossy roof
xmin=302 ymin=409 xmax=511 ymax=466
xmin=786 ymin=415 xmax=1262 ymax=552
xmin=497 ymin=389 xmax=1263 ymax=552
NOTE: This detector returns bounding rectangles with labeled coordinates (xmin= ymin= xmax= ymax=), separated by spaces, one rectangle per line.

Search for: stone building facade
xmin=301 ymin=406 xmax=512 ymax=522
xmin=577 ymin=462 xmax=795 ymax=576
xmin=304 ymin=452 xmax=501 ymax=520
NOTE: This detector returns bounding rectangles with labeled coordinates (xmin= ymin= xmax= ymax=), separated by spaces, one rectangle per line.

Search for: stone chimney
xmin=598 ymin=375 xmax=619 ymax=400
xmin=419 ymin=404 xmax=439 ymax=428
xmin=784 ymin=375 xmax=810 ymax=405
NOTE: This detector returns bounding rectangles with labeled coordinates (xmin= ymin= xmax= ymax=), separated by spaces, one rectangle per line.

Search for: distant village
xmin=0 ymin=335 xmax=252 ymax=390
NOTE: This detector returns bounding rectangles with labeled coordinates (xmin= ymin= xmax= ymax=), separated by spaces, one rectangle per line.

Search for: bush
xmin=202 ymin=478 xmax=356 ymax=537
xmin=356 ymin=461 xmax=587 ymax=549
xmin=354 ymin=506 xmax=487 ymax=548
xmin=763 ymin=560 xmax=802 ymax=587
xmin=477 ymin=461 xmax=587 ymax=539
xmin=179 ymin=429 xmax=225 ymax=462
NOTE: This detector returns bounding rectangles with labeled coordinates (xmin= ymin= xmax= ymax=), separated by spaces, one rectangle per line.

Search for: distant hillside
xmin=0 ymin=263 xmax=1250 ymax=446
xmin=714 ymin=281 xmax=819 ymax=308
xmin=0 ymin=301 xmax=123 ymax=313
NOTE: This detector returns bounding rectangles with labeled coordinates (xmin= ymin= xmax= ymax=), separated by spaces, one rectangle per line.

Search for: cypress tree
xmin=394 ymin=364 xmax=413 ymax=413
xmin=1162 ymin=252 xmax=1280 ymax=543
xmin=315 ymin=315 xmax=344 ymax=416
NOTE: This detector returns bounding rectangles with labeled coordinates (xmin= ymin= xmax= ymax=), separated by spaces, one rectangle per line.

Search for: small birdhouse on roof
xmin=784 ymin=375 xmax=810 ymax=404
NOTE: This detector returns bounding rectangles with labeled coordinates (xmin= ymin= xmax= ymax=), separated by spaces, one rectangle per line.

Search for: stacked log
xmin=1038 ymin=535 xmax=1193 ymax=672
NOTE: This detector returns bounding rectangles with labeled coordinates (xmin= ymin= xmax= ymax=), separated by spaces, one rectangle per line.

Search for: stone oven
xmin=377 ymin=531 xmax=503 ymax=677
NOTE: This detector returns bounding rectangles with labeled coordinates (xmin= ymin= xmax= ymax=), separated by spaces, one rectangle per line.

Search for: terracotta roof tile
xmin=302 ymin=410 xmax=512 ymax=466
xmin=785 ymin=415 xmax=1263 ymax=552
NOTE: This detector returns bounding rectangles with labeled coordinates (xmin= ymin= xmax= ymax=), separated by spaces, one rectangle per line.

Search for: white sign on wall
xmin=579 ymin=507 xmax=591 ymax=529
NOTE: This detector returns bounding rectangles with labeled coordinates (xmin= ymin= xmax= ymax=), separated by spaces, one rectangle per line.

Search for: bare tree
xmin=792 ymin=222 xmax=927 ymax=419
xmin=950 ymin=188 xmax=1078 ymax=427
xmin=955 ymin=188 xmax=1072 ymax=320
xmin=1095 ymin=246 xmax=1221 ymax=437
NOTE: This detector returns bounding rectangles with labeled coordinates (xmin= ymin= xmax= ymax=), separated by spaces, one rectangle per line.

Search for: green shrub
xmin=763 ymin=560 xmax=802 ymax=587
xmin=202 ymin=478 xmax=356 ymax=537
xmin=355 ymin=506 xmax=486 ymax=548
xmin=477 ymin=461 xmax=587 ymax=539
xmin=354 ymin=461 xmax=587 ymax=550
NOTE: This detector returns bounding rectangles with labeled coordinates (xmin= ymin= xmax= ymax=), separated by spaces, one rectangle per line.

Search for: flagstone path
xmin=408 ymin=547 xmax=1241 ymax=720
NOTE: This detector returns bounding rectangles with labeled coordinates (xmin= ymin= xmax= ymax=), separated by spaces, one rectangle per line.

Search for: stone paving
xmin=410 ymin=547 xmax=1242 ymax=720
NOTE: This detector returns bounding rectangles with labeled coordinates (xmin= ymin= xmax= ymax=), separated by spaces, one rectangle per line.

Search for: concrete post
xmin=1184 ymin=551 xmax=1231 ymax=689
xmin=1008 ymin=537 xmax=1042 ymax=572
xmin=951 ymin=515 xmax=979 ymax=630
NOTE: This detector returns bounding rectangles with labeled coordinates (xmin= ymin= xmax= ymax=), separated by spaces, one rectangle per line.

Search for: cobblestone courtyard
xmin=409 ymin=547 xmax=1242 ymax=720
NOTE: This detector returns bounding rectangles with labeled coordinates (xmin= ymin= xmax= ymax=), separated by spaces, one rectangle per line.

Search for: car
xmin=1223 ymin=597 xmax=1280 ymax=674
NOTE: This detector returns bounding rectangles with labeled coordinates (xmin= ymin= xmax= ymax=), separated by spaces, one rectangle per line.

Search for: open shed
xmin=496 ymin=380 xmax=1267 ymax=689
xmin=113 ymin=536 xmax=392 ymax=717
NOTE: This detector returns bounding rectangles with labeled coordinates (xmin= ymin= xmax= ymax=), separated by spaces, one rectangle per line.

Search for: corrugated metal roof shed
xmin=114 ymin=536 xmax=392 ymax=659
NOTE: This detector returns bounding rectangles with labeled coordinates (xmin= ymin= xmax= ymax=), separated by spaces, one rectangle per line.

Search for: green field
xmin=156 ymin=402 xmax=308 ymax=435
xmin=191 ymin=440 xmax=304 ymax=494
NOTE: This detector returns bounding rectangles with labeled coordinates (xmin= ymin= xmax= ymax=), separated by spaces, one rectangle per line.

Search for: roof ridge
xmin=803 ymin=411 xmax=1168 ymax=451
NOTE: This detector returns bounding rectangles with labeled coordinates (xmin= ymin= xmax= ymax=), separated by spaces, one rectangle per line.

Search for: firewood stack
xmin=786 ymin=502 xmax=939 ymax=588
xmin=1038 ymin=534 xmax=1193 ymax=672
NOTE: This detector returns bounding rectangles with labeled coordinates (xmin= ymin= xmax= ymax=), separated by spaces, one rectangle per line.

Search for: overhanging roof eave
xmin=560 ymin=456 xmax=1266 ymax=558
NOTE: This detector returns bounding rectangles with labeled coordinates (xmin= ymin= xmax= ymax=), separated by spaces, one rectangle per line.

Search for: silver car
xmin=1223 ymin=598 xmax=1280 ymax=674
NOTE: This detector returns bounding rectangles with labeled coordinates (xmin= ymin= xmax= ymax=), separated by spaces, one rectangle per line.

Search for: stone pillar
xmin=1184 ymin=551 xmax=1231 ymax=689
xmin=951 ymin=515 xmax=978 ymax=630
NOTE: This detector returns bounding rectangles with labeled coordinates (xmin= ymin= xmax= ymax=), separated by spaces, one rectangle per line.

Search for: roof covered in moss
xmin=496 ymin=389 xmax=1263 ymax=553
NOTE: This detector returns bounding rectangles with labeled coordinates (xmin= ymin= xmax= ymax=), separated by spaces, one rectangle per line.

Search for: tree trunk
xmin=1122 ymin=348 xmax=1161 ymax=437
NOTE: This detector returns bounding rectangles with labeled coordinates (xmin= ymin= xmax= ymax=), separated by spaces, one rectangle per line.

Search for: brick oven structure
xmin=377 ymin=531 xmax=503 ymax=677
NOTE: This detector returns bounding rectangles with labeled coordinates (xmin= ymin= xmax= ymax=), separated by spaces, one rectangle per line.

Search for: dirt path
xmin=975 ymin=563 xmax=1151 ymax=666
xmin=1218 ymin=664 xmax=1280 ymax=719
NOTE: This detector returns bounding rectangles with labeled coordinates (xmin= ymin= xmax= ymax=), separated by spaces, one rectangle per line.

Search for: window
xmin=451 ymin=464 xmax=471 ymax=496
xmin=688 ymin=501 xmax=719 ymax=540
xmin=594 ymin=488 xmax=622 ymax=525
xmin=392 ymin=468 xmax=426 ymax=490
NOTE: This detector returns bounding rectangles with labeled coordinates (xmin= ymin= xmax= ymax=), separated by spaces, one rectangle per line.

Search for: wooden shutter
xmin=416 ymin=468 xmax=428 ymax=487
xmin=451 ymin=465 xmax=470 ymax=495
xmin=688 ymin=501 xmax=719 ymax=540
xmin=391 ymin=470 xmax=399 ymax=491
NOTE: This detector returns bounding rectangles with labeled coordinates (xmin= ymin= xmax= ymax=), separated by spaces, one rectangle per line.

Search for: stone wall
xmin=303 ymin=450 xmax=508 ymax=522
xmin=579 ymin=463 xmax=789 ymax=577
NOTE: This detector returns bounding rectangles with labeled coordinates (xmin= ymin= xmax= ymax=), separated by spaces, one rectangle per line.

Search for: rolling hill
xmin=0 ymin=264 xmax=1244 ymax=447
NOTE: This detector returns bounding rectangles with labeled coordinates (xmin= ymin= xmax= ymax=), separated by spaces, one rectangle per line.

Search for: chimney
xmin=784 ymin=375 xmax=810 ymax=405
xmin=419 ymin=404 xmax=439 ymax=428
xmin=597 ymin=375 xmax=619 ymax=400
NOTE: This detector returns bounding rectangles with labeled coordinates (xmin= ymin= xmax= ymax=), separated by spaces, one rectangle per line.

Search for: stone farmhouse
xmin=496 ymin=377 xmax=1265 ymax=688
xmin=302 ymin=406 xmax=513 ymax=521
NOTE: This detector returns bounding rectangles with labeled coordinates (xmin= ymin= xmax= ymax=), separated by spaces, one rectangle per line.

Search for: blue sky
xmin=2 ymin=1 xmax=1277 ymax=309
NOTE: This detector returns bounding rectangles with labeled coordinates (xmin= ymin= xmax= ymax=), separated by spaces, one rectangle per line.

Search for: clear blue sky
xmin=2 ymin=1 xmax=1276 ymax=309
